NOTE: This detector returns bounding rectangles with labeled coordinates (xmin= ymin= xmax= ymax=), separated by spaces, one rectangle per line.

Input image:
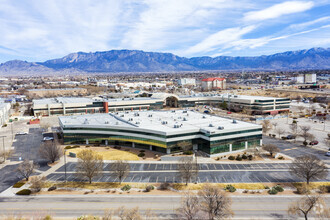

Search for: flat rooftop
xmin=33 ymin=97 xmax=94 ymax=105
xmin=59 ymin=110 xmax=261 ymax=135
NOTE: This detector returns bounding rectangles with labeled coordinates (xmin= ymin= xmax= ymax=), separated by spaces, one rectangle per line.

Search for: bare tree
xmin=176 ymin=192 xmax=202 ymax=220
xmin=76 ymin=149 xmax=103 ymax=184
xmin=272 ymin=122 xmax=278 ymax=130
xmin=110 ymin=160 xmax=130 ymax=184
xmin=115 ymin=206 xmax=142 ymax=220
xmin=262 ymin=144 xmax=280 ymax=157
xmin=17 ymin=160 xmax=39 ymax=181
xmin=29 ymin=176 xmax=46 ymax=192
xmin=40 ymin=122 xmax=51 ymax=132
xmin=39 ymin=141 xmax=62 ymax=163
xmin=177 ymin=157 xmax=199 ymax=186
xmin=299 ymin=126 xmax=311 ymax=144
xmin=297 ymin=105 xmax=305 ymax=113
xmin=288 ymin=195 xmax=327 ymax=220
xmin=262 ymin=120 xmax=272 ymax=135
xmin=289 ymin=123 xmax=298 ymax=142
xmin=177 ymin=141 xmax=192 ymax=152
xmin=198 ymin=184 xmax=233 ymax=220
xmin=290 ymin=155 xmax=328 ymax=185
xmin=0 ymin=150 xmax=12 ymax=163
xmin=275 ymin=128 xmax=285 ymax=138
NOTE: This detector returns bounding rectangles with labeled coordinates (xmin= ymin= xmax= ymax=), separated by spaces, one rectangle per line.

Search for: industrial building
xmin=59 ymin=110 xmax=262 ymax=157
xmin=32 ymin=93 xmax=290 ymax=116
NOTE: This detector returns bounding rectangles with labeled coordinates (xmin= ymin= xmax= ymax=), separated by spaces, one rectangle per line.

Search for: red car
xmin=310 ymin=140 xmax=319 ymax=145
xmin=227 ymin=112 xmax=232 ymax=114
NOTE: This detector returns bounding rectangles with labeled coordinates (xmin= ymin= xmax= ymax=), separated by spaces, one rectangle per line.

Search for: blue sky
xmin=0 ymin=0 xmax=329 ymax=63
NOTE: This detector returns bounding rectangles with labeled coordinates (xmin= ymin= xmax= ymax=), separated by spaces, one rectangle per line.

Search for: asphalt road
xmin=0 ymin=195 xmax=328 ymax=219
xmin=263 ymin=136 xmax=330 ymax=163
xmin=48 ymin=162 xmax=330 ymax=183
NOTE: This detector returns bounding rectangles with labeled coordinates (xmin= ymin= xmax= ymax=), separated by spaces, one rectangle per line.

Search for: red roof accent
xmin=202 ymin=77 xmax=225 ymax=82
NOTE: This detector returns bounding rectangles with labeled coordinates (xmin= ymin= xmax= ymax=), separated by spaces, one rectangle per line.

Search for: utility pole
xmin=64 ymin=149 xmax=67 ymax=183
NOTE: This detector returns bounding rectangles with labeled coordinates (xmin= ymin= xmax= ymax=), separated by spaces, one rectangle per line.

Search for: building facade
xmin=0 ymin=101 xmax=11 ymax=126
xmin=60 ymin=110 xmax=262 ymax=157
xmin=202 ymin=78 xmax=226 ymax=90
xmin=178 ymin=78 xmax=196 ymax=86
xmin=32 ymin=93 xmax=290 ymax=116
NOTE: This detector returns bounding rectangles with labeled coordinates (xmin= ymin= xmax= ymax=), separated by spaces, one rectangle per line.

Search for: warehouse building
xmin=59 ymin=110 xmax=262 ymax=157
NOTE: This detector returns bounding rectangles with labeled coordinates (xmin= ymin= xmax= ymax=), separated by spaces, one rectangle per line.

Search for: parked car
xmin=309 ymin=140 xmax=319 ymax=145
xmin=286 ymin=135 xmax=296 ymax=140
xmin=227 ymin=112 xmax=232 ymax=114
xmin=16 ymin=132 xmax=27 ymax=135
xmin=43 ymin=137 xmax=54 ymax=141
xmin=325 ymin=151 xmax=330 ymax=157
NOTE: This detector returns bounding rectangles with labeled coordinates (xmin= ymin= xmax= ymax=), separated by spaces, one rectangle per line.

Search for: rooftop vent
xmin=148 ymin=114 xmax=153 ymax=117
xmin=232 ymin=119 xmax=237 ymax=124
xmin=202 ymin=116 xmax=206 ymax=119
xmin=128 ymin=118 xmax=133 ymax=121
xmin=135 ymin=122 xmax=140 ymax=124
xmin=116 ymin=122 xmax=119 ymax=125
xmin=183 ymin=117 xmax=187 ymax=121
xmin=218 ymin=126 xmax=224 ymax=130
xmin=134 ymin=113 xmax=140 ymax=116
xmin=173 ymin=124 xmax=180 ymax=128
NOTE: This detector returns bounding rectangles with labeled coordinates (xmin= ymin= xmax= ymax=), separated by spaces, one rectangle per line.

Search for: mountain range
xmin=0 ymin=48 xmax=329 ymax=75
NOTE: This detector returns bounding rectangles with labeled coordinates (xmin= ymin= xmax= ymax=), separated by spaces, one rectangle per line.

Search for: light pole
xmin=64 ymin=149 xmax=67 ymax=183
xmin=0 ymin=135 xmax=6 ymax=162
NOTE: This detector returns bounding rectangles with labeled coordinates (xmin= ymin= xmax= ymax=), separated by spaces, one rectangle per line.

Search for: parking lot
xmin=47 ymin=161 xmax=330 ymax=184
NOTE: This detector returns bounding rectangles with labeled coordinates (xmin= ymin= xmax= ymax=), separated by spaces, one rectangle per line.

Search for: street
xmin=0 ymin=195 xmax=328 ymax=219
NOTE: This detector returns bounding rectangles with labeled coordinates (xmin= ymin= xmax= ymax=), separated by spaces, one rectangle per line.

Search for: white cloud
xmin=184 ymin=25 xmax=256 ymax=55
xmin=244 ymin=1 xmax=314 ymax=22
xmin=289 ymin=16 xmax=330 ymax=30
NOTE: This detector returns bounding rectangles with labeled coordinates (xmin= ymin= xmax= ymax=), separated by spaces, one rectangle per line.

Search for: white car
xmin=16 ymin=132 xmax=27 ymax=135
xmin=325 ymin=151 xmax=330 ymax=157
xmin=43 ymin=137 xmax=54 ymax=141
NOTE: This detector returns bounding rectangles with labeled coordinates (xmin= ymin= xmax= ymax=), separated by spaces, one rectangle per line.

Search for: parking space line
xmin=156 ymin=176 xmax=159 ymax=183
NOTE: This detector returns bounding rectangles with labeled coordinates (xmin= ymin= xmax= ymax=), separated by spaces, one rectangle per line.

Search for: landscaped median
xmin=17 ymin=181 xmax=330 ymax=196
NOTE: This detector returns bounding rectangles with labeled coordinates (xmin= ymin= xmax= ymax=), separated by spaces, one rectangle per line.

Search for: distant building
xmin=291 ymin=74 xmax=317 ymax=84
xmin=178 ymin=78 xmax=196 ymax=86
xmin=201 ymin=77 xmax=226 ymax=90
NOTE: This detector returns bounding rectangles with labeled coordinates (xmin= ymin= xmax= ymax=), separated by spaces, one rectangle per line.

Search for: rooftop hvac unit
xmin=183 ymin=117 xmax=187 ymax=121
xmin=148 ymin=114 xmax=153 ymax=117
xmin=83 ymin=119 xmax=89 ymax=124
xmin=162 ymin=121 xmax=166 ymax=125
xmin=105 ymin=121 xmax=109 ymax=124
xmin=116 ymin=122 xmax=119 ymax=125
xmin=183 ymin=110 xmax=187 ymax=113
xmin=120 ymin=114 xmax=124 ymax=117
xmin=233 ymin=119 xmax=237 ymax=124
xmin=209 ymin=124 xmax=213 ymax=127
xmin=234 ymin=95 xmax=238 ymax=98
xmin=135 ymin=122 xmax=140 ymax=124
xmin=202 ymin=116 xmax=206 ymax=119
xmin=218 ymin=126 xmax=224 ymax=130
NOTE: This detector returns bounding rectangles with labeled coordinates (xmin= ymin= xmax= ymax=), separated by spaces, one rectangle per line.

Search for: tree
xmin=288 ymin=195 xmax=328 ymax=220
xmin=262 ymin=144 xmax=280 ymax=157
xmin=29 ymin=176 xmax=46 ymax=192
xmin=262 ymin=120 xmax=272 ymax=135
xmin=198 ymin=184 xmax=233 ymax=220
xmin=290 ymin=155 xmax=327 ymax=185
xmin=177 ymin=141 xmax=192 ymax=152
xmin=17 ymin=160 xmax=39 ymax=181
xmin=297 ymin=105 xmax=305 ymax=113
xmin=219 ymin=101 xmax=227 ymax=110
xmin=115 ymin=206 xmax=142 ymax=220
xmin=39 ymin=141 xmax=62 ymax=163
xmin=299 ymin=126 xmax=311 ymax=144
xmin=177 ymin=157 xmax=199 ymax=186
xmin=110 ymin=160 xmax=130 ymax=184
xmin=289 ymin=123 xmax=298 ymax=142
xmin=176 ymin=192 xmax=202 ymax=220
xmin=40 ymin=122 xmax=51 ymax=132
xmin=76 ymin=149 xmax=103 ymax=184
xmin=272 ymin=122 xmax=278 ymax=130
xmin=275 ymin=128 xmax=285 ymax=138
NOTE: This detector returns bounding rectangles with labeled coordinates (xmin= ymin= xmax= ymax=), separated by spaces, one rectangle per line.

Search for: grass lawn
xmin=55 ymin=181 xmax=151 ymax=190
xmin=66 ymin=147 xmax=140 ymax=161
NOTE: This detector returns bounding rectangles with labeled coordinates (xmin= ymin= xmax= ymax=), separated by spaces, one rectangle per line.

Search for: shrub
xmin=235 ymin=156 xmax=242 ymax=161
xmin=272 ymin=134 xmax=276 ymax=138
xmin=228 ymin=156 xmax=235 ymax=160
xmin=183 ymin=151 xmax=193 ymax=155
xmin=16 ymin=189 xmax=31 ymax=195
xmin=140 ymin=150 xmax=145 ymax=152
xmin=248 ymin=155 xmax=253 ymax=160
xmin=114 ymin=146 xmax=121 ymax=150
xmin=121 ymin=184 xmax=131 ymax=191
xmin=29 ymin=176 xmax=46 ymax=192
xmin=48 ymin=186 xmax=57 ymax=191
xmin=73 ymin=145 xmax=80 ymax=148
xmin=105 ymin=147 xmax=110 ymax=149
xmin=303 ymin=141 xmax=308 ymax=146
xmin=159 ymin=182 xmax=170 ymax=190
xmin=145 ymin=185 xmax=154 ymax=192
xmin=13 ymin=182 xmax=25 ymax=188
xmin=224 ymin=184 xmax=236 ymax=192
xmin=268 ymin=188 xmax=278 ymax=195
xmin=319 ymin=185 xmax=330 ymax=194
xmin=65 ymin=145 xmax=80 ymax=150
xmin=138 ymin=152 xmax=145 ymax=157
xmin=264 ymin=185 xmax=270 ymax=189
xmin=85 ymin=146 xmax=90 ymax=148
xmin=295 ymin=184 xmax=310 ymax=194
xmin=64 ymin=146 xmax=72 ymax=149
xmin=274 ymin=185 xmax=284 ymax=192
xmin=242 ymin=155 xmax=247 ymax=159
xmin=278 ymin=156 xmax=284 ymax=160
